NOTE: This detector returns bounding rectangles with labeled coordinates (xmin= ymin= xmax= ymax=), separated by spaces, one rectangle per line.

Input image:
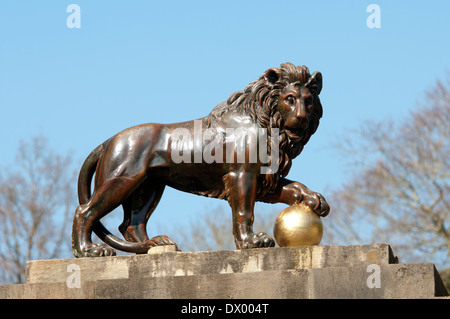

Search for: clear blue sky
xmin=1 ymin=1 xmax=449 ymax=245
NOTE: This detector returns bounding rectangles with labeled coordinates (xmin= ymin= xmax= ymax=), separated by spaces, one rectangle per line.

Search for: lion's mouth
xmin=284 ymin=127 xmax=305 ymax=141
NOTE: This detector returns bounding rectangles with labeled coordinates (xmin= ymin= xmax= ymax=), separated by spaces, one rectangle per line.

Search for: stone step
xmin=1 ymin=244 xmax=447 ymax=299
xmin=1 ymin=263 xmax=447 ymax=299
xmin=26 ymin=244 xmax=397 ymax=284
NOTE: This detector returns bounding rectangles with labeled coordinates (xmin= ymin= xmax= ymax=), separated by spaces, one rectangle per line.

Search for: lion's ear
xmin=307 ymin=71 xmax=323 ymax=95
xmin=264 ymin=68 xmax=281 ymax=88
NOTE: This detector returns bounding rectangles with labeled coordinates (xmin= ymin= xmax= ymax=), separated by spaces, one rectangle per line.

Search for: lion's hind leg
xmin=72 ymin=175 xmax=145 ymax=258
xmin=119 ymin=179 xmax=176 ymax=248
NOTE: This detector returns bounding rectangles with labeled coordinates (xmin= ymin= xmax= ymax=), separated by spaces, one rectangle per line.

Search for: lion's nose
xmin=295 ymin=104 xmax=309 ymax=129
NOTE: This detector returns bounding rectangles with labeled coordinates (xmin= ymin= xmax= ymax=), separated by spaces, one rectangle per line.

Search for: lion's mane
xmin=207 ymin=62 xmax=323 ymax=198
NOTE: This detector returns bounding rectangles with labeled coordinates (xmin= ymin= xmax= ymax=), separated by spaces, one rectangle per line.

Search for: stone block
xmin=25 ymin=244 xmax=396 ymax=284
xmin=0 ymin=244 xmax=447 ymax=299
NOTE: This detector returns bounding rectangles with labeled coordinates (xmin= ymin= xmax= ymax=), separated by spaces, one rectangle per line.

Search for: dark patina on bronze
xmin=72 ymin=62 xmax=330 ymax=257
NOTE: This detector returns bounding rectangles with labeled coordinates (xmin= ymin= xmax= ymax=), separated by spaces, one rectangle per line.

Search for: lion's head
xmin=208 ymin=62 xmax=323 ymax=192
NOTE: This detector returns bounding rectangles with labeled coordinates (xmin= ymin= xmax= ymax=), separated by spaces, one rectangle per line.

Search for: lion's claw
xmin=302 ymin=191 xmax=330 ymax=217
xmin=286 ymin=182 xmax=330 ymax=217
xmin=149 ymin=235 xmax=177 ymax=247
xmin=81 ymin=243 xmax=116 ymax=257
xmin=236 ymin=232 xmax=275 ymax=249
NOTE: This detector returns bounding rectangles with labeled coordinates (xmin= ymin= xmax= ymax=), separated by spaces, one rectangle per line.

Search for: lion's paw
xmin=236 ymin=232 xmax=275 ymax=249
xmin=301 ymin=191 xmax=330 ymax=217
xmin=150 ymin=235 xmax=177 ymax=246
xmin=287 ymin=182 xmax=330 ymax=217
xmin=81 ymin=243 xmax=116 ymax=257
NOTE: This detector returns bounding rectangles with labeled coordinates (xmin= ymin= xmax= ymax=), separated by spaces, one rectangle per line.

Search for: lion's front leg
xmin=225 ymin=170 xmax=275 ymax=249
xmin=261 ymin=178 xmax=330 ymax=217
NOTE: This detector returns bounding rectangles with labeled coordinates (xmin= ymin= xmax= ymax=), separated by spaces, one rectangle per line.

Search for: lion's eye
xmin=286 ymin=96 xmax=295 ymax=105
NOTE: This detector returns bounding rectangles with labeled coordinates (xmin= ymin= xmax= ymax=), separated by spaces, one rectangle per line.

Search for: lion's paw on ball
xmin=273 ymin=203 xmax=323 ymax=247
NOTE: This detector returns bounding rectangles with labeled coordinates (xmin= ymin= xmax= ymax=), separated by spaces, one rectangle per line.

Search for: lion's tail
xmin=78 ymin=141 xmax=164 ymax=254
xmin=77 ymin=142 xmax=106 ymax=205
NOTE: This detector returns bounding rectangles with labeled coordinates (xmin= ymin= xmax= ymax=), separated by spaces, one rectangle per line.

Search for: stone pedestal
xmin=0 ymin=244 xmax=448 ymax=299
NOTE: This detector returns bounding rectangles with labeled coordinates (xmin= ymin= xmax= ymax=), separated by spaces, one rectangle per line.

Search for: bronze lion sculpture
xmin=72 ymin=62 xmax=330 ymax=257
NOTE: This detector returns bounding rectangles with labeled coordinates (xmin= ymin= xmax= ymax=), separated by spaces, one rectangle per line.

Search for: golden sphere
xmin=273 ymin=203 xmax=323 ymax=247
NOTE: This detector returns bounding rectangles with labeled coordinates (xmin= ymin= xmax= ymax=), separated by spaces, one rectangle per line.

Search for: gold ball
xmin=273 ymin=203 xmax=323 ymax=247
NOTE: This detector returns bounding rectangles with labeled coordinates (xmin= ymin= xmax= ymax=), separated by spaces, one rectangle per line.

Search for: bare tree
xmin=0 ymin=135 xmax=77 ymax=284
xmin=327 ymin=77 xmax=450 ymax=268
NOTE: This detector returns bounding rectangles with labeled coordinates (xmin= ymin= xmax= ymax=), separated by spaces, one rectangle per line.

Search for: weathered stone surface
xmin=25 ymin=244 xmax=396 ymax=284
xmin=0 ymin=244 xmax=447 ymax=299
xmin=309 ymin=263 xmax=445 ymax=299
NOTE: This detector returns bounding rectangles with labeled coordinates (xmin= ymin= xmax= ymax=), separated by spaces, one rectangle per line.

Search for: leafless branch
xmin=0 ymin=135 xmax=76 ymax=284
xmin=328 ymin=76 xmax=450 ymax=267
